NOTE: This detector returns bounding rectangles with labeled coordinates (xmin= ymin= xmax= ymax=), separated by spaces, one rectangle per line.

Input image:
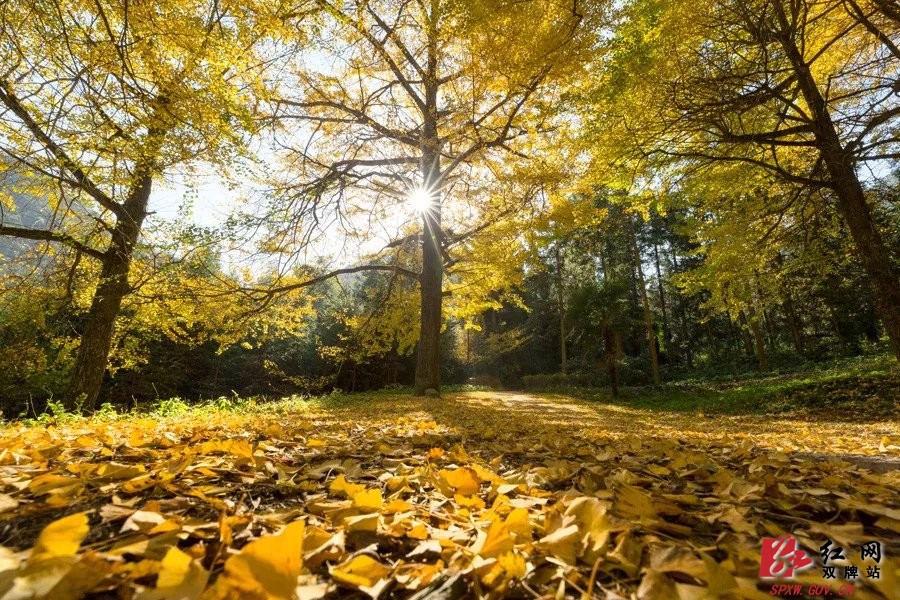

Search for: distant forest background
xmin=3 ymin=172 xmax=897 ymax=413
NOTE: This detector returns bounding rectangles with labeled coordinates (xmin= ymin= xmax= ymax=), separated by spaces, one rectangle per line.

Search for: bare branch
xmin=250 ymin=264 xmax=421 ymax=298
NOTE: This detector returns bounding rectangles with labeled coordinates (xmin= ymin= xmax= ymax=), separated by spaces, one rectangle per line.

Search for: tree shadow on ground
xmin=396 ymin=391 xmax=900 ymax=471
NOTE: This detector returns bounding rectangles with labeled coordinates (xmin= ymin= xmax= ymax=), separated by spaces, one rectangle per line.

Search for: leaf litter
xmin=0 ymin=391 xmax=897 ymax=599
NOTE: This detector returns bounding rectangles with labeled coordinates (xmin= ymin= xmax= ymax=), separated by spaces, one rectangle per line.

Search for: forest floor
xmin=0 ymin=371 xmax=898 ymax=598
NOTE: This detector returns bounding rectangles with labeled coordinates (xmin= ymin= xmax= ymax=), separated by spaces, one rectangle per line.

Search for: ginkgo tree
xmin=262 ymin=0 xmax=604 ymax=394
xmin=589 ymin=0 xmax=900 ymax=359
xmin=0 ymin=0 xmax=284 ymax=409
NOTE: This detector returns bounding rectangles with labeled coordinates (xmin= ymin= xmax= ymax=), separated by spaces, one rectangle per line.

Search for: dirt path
xmin=524 ymin=391 xmax=900 ymax=472
xmin=403 ymin=390 xmax=900 ymax=463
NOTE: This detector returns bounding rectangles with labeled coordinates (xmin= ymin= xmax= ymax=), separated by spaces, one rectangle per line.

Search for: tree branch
xmin=249 ymin=264 xmax=421 ymax=298
xmin=0 ymin=79 xmax=123 ymax=218
xmin=0 ymin=224 xmax=105 ymax=260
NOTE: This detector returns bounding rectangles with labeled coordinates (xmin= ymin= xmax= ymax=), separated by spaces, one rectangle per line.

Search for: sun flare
xmin=407 ymin=186 xmax=435 ymax=216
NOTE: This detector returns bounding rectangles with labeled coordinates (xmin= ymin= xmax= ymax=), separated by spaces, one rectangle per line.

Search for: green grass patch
xmin=566 ymin=354 xmax=899 ymax=420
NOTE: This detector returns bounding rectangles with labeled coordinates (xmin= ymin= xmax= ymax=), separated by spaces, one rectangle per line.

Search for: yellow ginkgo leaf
xmin=425 ymin=448 xmax=445 ymax=461
xmin=30 ymin=512 xmax=89 ymax=562
xmin=448 ymin=445 xmax=470 ymax=463
xmin=700 ymin=553 xmax=738 ymax=594
xmin=636 ymin=569 xmax=678 ymax=600
xmin=438 ymin=468 xmax=480 ymax=496
xmin=94 ymin=463 xmax=147 ymax=482
xmin=157 ymin=547 xmax=196 ymax=588
xmin=469 ymin=464 xmax=504 ymax=486
xmin=480 ymin=551 xmax=527 ymax=590
xmin=498 ymin=552 xmax=527 ymax=578
xmin=329 ymin=474 xmax=365 ymax=498
xmin=220 ymin=520 xmax=305 ymax=598
xmin=407 ymin=523 xmax=428 ymax=540
xmin=504 ymin=508 xmax=532 ymax=539
xmin=454 ymin=494 xmax=485 ymax=509
xmin=609 ymin=531 xmax=643 ymax=576
xmin=139 ymin=547 xmax=209 ymax=600
xmin=476 ymin=520 xmax=514 ymax=559
xmin=382 ymin=499 xmax=412 ymax=514
xmin=343 ymin=513 xmax=380 ymax=533
xmin=352 ymin=489 xmax=383 ymax=512
xmin=27 ymin=474 xmax=81 ymax=496
xmin=196 ymin=439 xmax=254 ymax=460
xmin=330 ymin=555 xmax=391 ymax=590
xmin=536 ymin=524 xmax=580 ymax=565
xmin=302 ymin=526 xmax=335 ymax=553
xmin=564 ymin=496 xmax=610 ymax=560
xmin=616 ymin=484 xmax=657 ymax=520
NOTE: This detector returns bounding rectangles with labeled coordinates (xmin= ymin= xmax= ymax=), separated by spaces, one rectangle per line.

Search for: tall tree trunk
xmin=465 ymin=329 xmax=471 ymax=365
xmin=670 ymin=247 xmax=694 ymax=368
xmin=737 ymin=311 xmax=756 ymax=359
xmin=653 ymin=242 xmax=670 ymax=350
xmin=749 ymin=312 xmax=769 ymax=371
xmin=775 ymin=254 xmax=805 ymax=355
xmin=829 ymin=305 xmax=849 ymax=349
xmin=414 ymin=11 xmax=443 ymax=396
xmin=603 ymin=325 xmax=618 ymax=398
xmin=68 ymin=175 xmax=153 ymax=410
xmin=414 ymin=190 xmax=442 ymax=394
xmin=763 ymin=308 xmax=777 ymax=349
xmin=705 ymin=320 xmax=717 ymax=365
xmin=782 ymin=292 xmax=805 ymax=356
xmin=775 ymin=7 xmax=900 ymax=360
xmin=392 ymin=348 xmax=399 ymax=385
xmin=629 ymin=218 xmax=661 ymax=385
xmin=556 ymin=244 xmax=567 ymax=374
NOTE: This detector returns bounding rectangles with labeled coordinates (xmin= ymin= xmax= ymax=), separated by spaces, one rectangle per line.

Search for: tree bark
xmin=629 ymin=218 xmax=661 ymax=385
xmin=829 ymin=305 xmax=850 ymax=349
xmin=68 ymin=175 xmax=153 ymax=410
xmin=603 ymin=325 xmax=618 ymax=398
xmin=737 ymin=311 xmax=757 ymax=359
xmin=782 ymin=290 xmax=805 ymax=356
xmin=763 ymin=308 xmax=777 ymax=349
xmin=774 ymin=5 xmax=900 ymax=360
xmin=670 ymin=248 xmax=695 ymax=368
xmin=653 ymin=242 xmax=670 ymax=349
xmin=775 ymin=254 xmax=805 ymax=356
xmin=414 ymin=176 xmax=442 ymax=394
xmin=749 ymin=312 xmax=769 ymax=371
xmin=555 ymin=244 xmax=567 ymax=374
xmin=414 ymin=18 xmax=443 ymax=396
